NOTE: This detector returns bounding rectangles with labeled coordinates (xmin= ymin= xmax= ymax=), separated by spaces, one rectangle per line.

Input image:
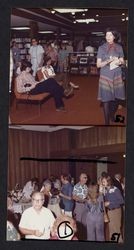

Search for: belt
xmin=108 ymin=207 xmax=120 ymax=211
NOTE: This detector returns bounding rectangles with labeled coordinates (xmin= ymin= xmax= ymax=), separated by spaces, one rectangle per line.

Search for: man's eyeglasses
xmin=32 ymin=198 xmax=44 ymax=202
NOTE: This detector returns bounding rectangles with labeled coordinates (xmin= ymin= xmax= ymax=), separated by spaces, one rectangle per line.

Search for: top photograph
xmin=9 ymin=8 xmax=128 ymax=125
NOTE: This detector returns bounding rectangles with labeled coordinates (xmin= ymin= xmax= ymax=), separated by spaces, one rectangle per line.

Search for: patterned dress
xmin=97 ymin=42 xmax=125 ymax=102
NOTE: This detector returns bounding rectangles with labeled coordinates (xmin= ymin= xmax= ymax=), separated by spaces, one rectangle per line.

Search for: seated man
xmin=19 ymin=191 xmax=55 ymax=240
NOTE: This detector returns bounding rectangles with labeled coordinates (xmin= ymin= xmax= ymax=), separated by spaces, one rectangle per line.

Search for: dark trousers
xmin=30 ymin=78 xmax=64 ymax=108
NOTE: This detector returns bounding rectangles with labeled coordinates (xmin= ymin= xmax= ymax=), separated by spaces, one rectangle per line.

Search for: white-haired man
xmin=19 ymin=191 xmax=55 ymax=239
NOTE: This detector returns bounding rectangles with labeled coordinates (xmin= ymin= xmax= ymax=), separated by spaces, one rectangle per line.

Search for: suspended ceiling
xmin=11 ymin=7 xmax=128 ymax=36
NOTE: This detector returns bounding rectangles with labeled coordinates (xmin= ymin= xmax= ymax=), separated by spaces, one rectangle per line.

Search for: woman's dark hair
xmin=105 ymin=27 xmax=121 ymax=43
xmin=61 ymin=173 xmax=71 ymax=182
xmin=43 ymin=56 xmax=51 ymax=66
xmin=20 ymin=60 xmax=32 ymax=71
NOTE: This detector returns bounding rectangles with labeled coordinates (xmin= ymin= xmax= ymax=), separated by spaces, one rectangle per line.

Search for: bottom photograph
xmin=7 ymin=125 xmax=125 ymax=243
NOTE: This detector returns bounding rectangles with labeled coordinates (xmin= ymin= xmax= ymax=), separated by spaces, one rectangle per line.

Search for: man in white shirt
xmin=29 ymin=38 xmax=44 ymax=77
xmin=85 ymin=43 xmax=95 ymax=54
xmin=19 ymin=191 xmax=55 ymax=239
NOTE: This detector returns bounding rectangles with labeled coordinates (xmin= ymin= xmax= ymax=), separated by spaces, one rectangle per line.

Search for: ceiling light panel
xmin=11 ymin=26 xmax=30 ymax=30
xmin=54 ymin=8 xmax=87 ymax=13
xmin=38 ymin=31 xmax=54 ymax=33
xmin=76 ymin=18 xmax=96 ymax=23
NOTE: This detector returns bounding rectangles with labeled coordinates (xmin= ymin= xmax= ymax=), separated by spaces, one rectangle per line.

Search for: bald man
xmin=19 ymin=191 xmax=55 ymax=239
xmin=73 ymin=173 xmax=88 ymax=222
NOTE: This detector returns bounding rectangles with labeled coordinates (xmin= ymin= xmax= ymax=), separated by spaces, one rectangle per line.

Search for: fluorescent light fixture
xmin=61 ymin=33 xmax=67 ymax=35
xmin=38 ymin=31 xmax=54 ymax=34
xmin=122 ymin=13 xmax=125 ymax=15
xmin=96 ymin=33 xmax=104 ymax=36
xmin=51 ymin=10 xmax=55 ymax=14
xmin=122 ymin=18 xmax=125 ymax=21
xmin=96 ymin=14 xmax=99 ymax=17
xmin=91 ymin=32 xmax=104 ymax=34
xmin=123 ymin=154 xmax=126 ymax=158
xmin=82 ymin=13 xmax=85 ymax=16
xmin=76 ymin=18 xmax=96 ymax=23
xmin=11 ymin=27 xmax=30 ymax=30
xmin=126 ymin=16 xmax=128 ymax=20
xmin=95 ymin=20 xmax=99 ymax=22
xmin=54 ymin=8 xmax=87 ymax=13
xmin=72 ymin=12 xmax=75 ymax=15
xmin=73 ymin=21 xmax=76 ymax=23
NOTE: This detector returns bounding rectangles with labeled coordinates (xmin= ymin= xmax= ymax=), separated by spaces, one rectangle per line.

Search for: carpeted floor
xmin=9 ymin=74 xmax=126 ymax=125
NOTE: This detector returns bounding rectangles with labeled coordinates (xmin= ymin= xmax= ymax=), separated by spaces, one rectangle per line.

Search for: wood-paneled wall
xmin=70 ymin=126 xmax=126 ymax=149
xmin=8 ymin=126 xmax=125 ymax=189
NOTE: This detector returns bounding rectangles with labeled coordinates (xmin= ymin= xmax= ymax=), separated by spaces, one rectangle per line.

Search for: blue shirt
xmin=104 ymin=186 xmax=124 ymax=210
xmin=61 ymin=183 xmax=74 ymax=211
xmin=85 ymin=195 xmax=104 ymax=214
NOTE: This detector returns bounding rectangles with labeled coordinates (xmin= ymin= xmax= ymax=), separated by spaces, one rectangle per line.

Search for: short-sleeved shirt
xmin=19 ymin=206 xmax=55 ymax=239
xmin=73 ymin=182 xmax=88 ymax=200
xmin=29 ymin=45 xmax=44 ymax=67
xmin=29 ymin=45 xmax=44 ymax=59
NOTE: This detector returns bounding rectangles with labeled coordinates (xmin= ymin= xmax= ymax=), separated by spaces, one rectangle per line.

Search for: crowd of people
xmin=10 ymin=27 xmax=127 ymax=123
xmin=7 ymin=171 xmax=125 ymax=242
xmin=10 ymin=39 xmax=80 ymax=112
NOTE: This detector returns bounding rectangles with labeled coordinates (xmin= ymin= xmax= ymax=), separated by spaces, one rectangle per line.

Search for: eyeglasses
xmin=32 ymin=198 xmax=44 ymax=203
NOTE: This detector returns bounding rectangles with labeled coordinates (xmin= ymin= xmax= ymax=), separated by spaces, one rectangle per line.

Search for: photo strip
xmin=7 ymin=6 xmax=127 ymax=245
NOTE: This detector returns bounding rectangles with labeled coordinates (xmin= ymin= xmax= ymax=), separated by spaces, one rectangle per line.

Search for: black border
xmin=0 ymin=0 xmax=134 ymax=249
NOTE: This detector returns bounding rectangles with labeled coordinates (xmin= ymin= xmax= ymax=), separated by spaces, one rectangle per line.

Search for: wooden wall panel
xmin=49 ymin=129 xmax=70 ymax=152
xmin=72 ymin=127 xmax=125 ymax=149
xmin=8 ymin=126 xmax=126 ymax=190
xmin=49 ymin=162 xmax=69 ymax=177
xmin=8 ymin=129 xmax=50 ymax=190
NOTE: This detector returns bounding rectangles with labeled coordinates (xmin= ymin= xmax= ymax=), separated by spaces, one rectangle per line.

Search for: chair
xmin=14 ymin=78 xmax=50 ymax=115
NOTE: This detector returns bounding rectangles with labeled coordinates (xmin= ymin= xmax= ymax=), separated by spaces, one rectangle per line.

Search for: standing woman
xmin=82 ymin=184 xmax=105 ymax=241
xmin=97 ymin=28 xmax=125 ymax=125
